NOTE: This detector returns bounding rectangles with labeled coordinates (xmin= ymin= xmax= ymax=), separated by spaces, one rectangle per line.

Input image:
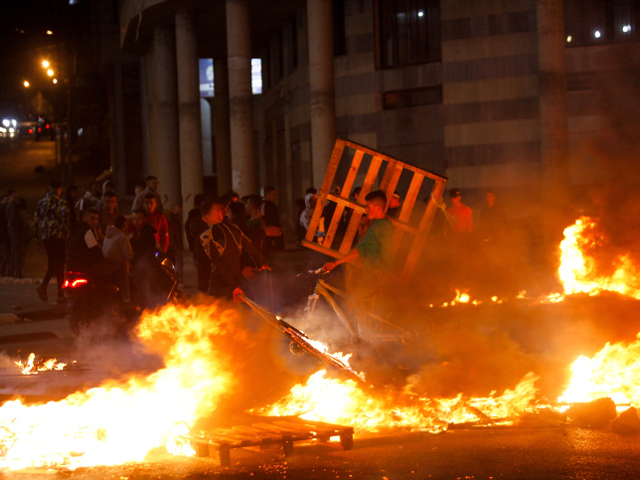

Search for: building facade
xmin=117 ymin=0 xmax=640 ymax=231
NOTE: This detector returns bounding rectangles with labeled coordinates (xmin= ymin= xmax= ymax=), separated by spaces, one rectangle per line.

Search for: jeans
xmin=42 ymin=238 xmax=67 ymax=298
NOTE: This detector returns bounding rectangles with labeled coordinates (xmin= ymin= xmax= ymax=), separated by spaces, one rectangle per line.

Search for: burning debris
xmin=0 ymin=215 xmax=638 ymax=470
xmin=14 ymin=353 xmax=68 ymax=375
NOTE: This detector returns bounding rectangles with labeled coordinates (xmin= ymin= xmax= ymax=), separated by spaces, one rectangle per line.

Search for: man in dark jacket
xmin=67 ymin=208 xmax=130 ymax=301
xmin=261 ymin=186 xmax=284 ymax=251
xmin=199 ymin=196 xmax=268 ymax=300
xmin=6 ymin=190 xmax=30 ymax=278
xmin=190 ymin=196 xmax=213 ymax=293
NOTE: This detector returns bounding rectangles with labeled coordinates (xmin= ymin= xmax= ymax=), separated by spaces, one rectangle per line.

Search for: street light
xmin=52 ymin=78 xmax=58 ymax=84
xmin=47 ymin=69 xmax=54 ymax=77
xmin=23 ymin=80 xmax=30 ymax=87
xmin=42 ymin=60 xmax=50 ymax=68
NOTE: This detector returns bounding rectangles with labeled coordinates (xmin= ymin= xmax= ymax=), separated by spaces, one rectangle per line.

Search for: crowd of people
xmin=0 ymin=172 xmax=505 ymax=321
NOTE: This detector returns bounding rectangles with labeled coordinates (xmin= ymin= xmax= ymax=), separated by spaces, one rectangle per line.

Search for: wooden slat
xmin=340 ymin=137 xmax=447 ymax=181
xmin=338 ymin=155 xmax=384 ymax=254
xmin=305 ymin=139 xmax=346 ymax=243
xmin=390 ymin=173 xmax=425 ymax=259
xmin=323 ymin=151 xmax=365 ymax=248
xmin=401 ymin=177 xmax=446 ymax=279
xmin=379 ymin=161 xmax=402 ymax=209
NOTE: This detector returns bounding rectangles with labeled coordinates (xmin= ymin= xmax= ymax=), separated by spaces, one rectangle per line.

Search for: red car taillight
xmin=63 ymin=278 xmax=88 ymax=288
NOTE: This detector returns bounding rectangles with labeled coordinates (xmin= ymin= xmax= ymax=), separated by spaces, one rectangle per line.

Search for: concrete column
xmin=150 ymin=24 xmax=182 ymax=211
xmin=537 ymin=0 xmax=569 ymax=204
xmin=140 ymin=55 xmax=150 ymax=178
xmin=213 ymin=58 xmax=232 ymax=194
xmin=112 ymin=63 xmax=127 ymax=196
xmin=307 ymin=0 xmax=336 ymax=188
xmin=226 ymin=0 xmax=257 ymax=195
xmin=175 ymin=11 xmax=204 ymax=213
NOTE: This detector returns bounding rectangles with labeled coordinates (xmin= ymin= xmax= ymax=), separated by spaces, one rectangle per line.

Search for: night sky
xmin=0 ymin=0 xmax=90 ymax=114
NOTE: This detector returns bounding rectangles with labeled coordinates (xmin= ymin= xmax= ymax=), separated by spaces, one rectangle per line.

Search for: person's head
xmin=134 ymin=181 xmax=146 ymax=195
xmin=450 ymin=188 xmax=462 ymax=206
xmin=306 ymin=187 xmax=317 ymax=195
xmin=66 ymin=185 xmax=78 ymax=200
xmin=224 ymin=190 xmax=240 ymax=203
xmin=114 ymin=215 xmax=127 ymax=232
xmin=352 ymin=186 xmax=362 ymax=201
xmin=193 ymin=193 xmax=205 ymax=209
xmin=246 ymin=194 xmax=263 ymax=217
xmin=486 ymin=191 xmax=496 ymax=207
xmin=103 ymin=191 xmax=117 ymax=213
xmin=364 ymin=190 xmax=387 ymax=220
xmin=389 ymin=192 xmax=401 ymax=209
xmin=49 ymin=180 xmax=63 ymax=196
xmin=83 ymin=207 xmax=99 ymax=229
xmin=229 ymin=201 xmax=246 ymax=224
xmin=201 ymin=195 xmax=225 ymax=225
xmin=143 ymin=193 xmax=157 ymax=214
xmin=132 ymin=209 xmax=147 ymax=229
xmin=305 ymin=192 xmax=318 ymax=210
xmin=89 ymin=181 xmax=101 ymax=197
xmin=146 ymin=175 xmax=158 ymax=191
xmin=264 ymin=186 xmax=277 ymax=202
xmin=171 ymin=203 xmax=182 ymax=215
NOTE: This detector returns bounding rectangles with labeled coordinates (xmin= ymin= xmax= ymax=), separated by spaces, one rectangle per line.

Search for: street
xmin=1 ymin=140 xmax=640 ymax=478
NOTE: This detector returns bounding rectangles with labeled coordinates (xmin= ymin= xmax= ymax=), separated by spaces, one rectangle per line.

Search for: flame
xmin=0 ymin=300 xmax=246 ymax=470
xmin=559 ymin=333 xmax=640 ymax=406
xmin=558 ymin=216 xmax=640 ymax=299
xmin=15 ymin=353 xmax=67 ymax=375
xmin=258 ymin=370 xmax=542 ymax=433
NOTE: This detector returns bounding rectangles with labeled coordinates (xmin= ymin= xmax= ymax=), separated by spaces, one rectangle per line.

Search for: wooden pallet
xmin=302 ymin=137 xmax=447 ymax=282
xmin=186 ymin=417 xmax=354 ymax=466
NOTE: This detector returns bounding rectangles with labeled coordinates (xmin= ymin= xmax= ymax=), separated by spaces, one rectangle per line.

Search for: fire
xmin=559 ymin=333 xmax=640 ymax=406
xmin=558 ymin=216 xmax=640 ymax=299
xmin=0 ymin=299 xmax=246 ymax=470
xmin=258 ymin=370 xmax=542 ymax=433
xmin=15 ymin=353 xmax=67 ymax=375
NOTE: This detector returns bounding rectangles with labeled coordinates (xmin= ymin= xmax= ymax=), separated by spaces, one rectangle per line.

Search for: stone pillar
xmin=226 ymin=0 xmax=256 ymax=195
xmin=149 ymin=24 xmax=181 ymax=211
xmin=140 ymin=55 xmax=150 ymax=178
xmin=537 ymin=0 xmax=569 ymax=205
xmin=175 ymin=11 xmax=204 ymax=214
xmin=213 ymin=58 xmax=232 ymax=194
xmin=112 ymin=62 xmax=127 ymax=196
xmin=307 ymin=0 xmax=336 ymax=188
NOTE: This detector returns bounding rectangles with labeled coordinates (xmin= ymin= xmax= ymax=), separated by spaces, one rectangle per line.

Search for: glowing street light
xmin=23 ymin=80 xmax=30 ymax=87
xmin=42 ymin=60 xmax=50 ymax=68
xmin=46 ymin=30 xmax=53 ymax=35
xmin=47 ymin=69 xmax=54 ymax=77
xmin=53 ymin=78 xmax=58 ymax=84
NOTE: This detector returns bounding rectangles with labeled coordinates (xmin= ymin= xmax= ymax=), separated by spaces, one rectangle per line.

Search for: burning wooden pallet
xmin=186 ymin=417 xmax=354 ymax=466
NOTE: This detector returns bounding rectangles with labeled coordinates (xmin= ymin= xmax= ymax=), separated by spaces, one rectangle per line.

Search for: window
xmin=383 ymin=85 xmax=442 ymax=109
xmin=379 ymin=0 xmax=441 ymax=68
xmin=565 ymin=0 xmax=639 ymax=47
xmin=198 ymin=58 xmax=263 ymax=96
xmin=334 ymin=0 xmax=346 ymax=56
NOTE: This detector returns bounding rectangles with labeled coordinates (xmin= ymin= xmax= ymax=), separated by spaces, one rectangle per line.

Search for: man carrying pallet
xmin=321 ymin=190 xmax=394 ymax=335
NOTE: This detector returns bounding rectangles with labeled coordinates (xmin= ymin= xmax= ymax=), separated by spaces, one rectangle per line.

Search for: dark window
xmin=383 ymin=85 xmax=442 ymax=109
xmin=379 ymin=0 xmax=441 ymax=68
xmin=334 ymin=0 xmax=347 ymax=56
xmin=565 ymin=0 xmax=640 ymax=47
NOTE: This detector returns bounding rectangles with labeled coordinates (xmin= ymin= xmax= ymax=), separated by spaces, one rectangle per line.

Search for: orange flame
xmin=257 ymin=370 xmax=542 ymax=433
xmin=559 ymin=216 xmax=640 ymax=299
xmin=0 ymin=300 xmax=245 ymax=470
xmin=559 ymin=333 xmax=640 ymax=406
xmin=15 ymin=353 xmax=67 ymax=375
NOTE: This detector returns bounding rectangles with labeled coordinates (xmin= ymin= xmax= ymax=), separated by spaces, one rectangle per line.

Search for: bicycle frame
xmin=305 ymin=278 xmax=411 ymax=342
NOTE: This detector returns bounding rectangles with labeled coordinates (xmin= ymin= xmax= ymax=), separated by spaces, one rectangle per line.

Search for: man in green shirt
xmin=322 ymin=190 xmax=394 ymax=335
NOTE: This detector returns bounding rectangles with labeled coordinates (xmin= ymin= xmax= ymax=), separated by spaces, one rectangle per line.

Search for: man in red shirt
xmin=447 ymin=188 xmax=473 ymax=235
xmin=143 ymin=193 xmax=169 ymax=252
